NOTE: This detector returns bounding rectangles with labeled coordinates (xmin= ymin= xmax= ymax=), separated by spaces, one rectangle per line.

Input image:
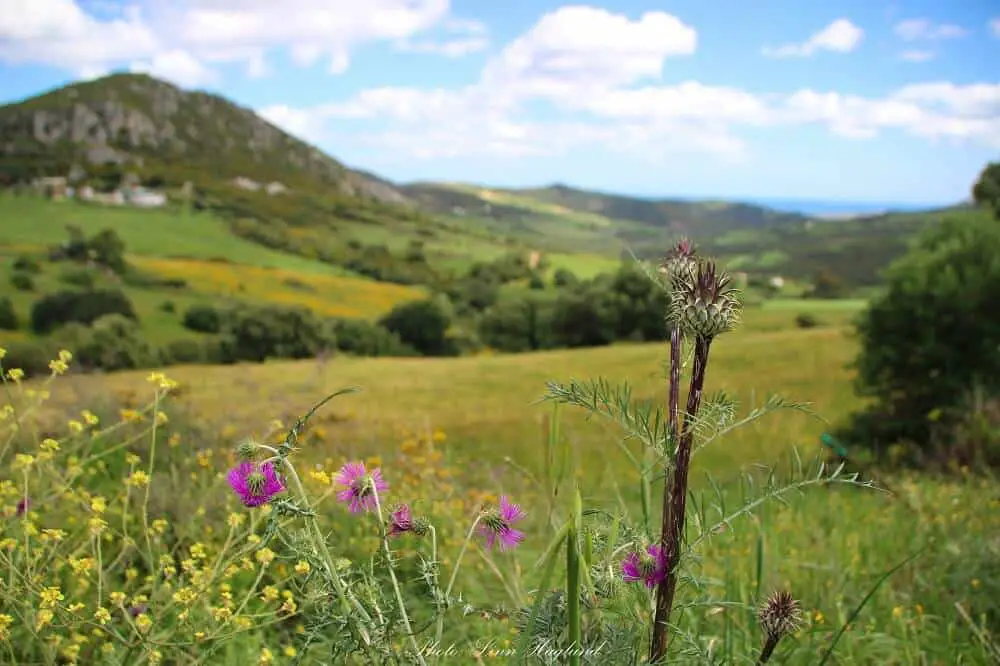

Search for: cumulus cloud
xmin=258 ymin=8 xmax=998 ymax=162
xmin=0 ymin=0 xmax=464 ymax=86
xmin=762 ymin=19 xmax=863 ymax=58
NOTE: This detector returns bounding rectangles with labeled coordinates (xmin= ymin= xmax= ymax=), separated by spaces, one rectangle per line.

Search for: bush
xmin=220 ymin=305 xmax=333 ymax=363
xmin=795 ymin=313 xmax=819 ymax=329
xmin=12 ymin=254 xmax=42 ymax=273
xmin=838 ymin=212 xmax=1000 ymax=464
xmin=9 ymin=271 xmax=34 ymax=291
xmin=30 ymin=288 xmax=137 ymax=334
xmin=0 ymin=340 xmax=54 ymax=377
xmin=159 ymin=300 xmax=176 ymax=314
xmin=327 ymin=319 xmax=415 ymax=357
xmin=182 ymin=304 xmax=224 ymax=334
xmin=378 ymin=298 xmax=454 ymax=357
xmin=0 ymin=297 xmax=18 ymax=330
xmin=47 ymin=315 xmax=159 ymax=373
xmin=161 ymin=338 xmax=206 ymax=365
xmin=58 ymin=266 xmax=97 ymax=288
xmin=478 ymin=294 xmax=556 ymax=353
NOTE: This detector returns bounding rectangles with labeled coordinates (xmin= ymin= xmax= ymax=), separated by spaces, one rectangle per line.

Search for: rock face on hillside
xmin=0 ymin=73 xmax=408 ymax=203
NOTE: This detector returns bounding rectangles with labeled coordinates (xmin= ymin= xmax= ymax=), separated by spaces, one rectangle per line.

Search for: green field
xmin=6 ymin=299 xmax=997 ymax=664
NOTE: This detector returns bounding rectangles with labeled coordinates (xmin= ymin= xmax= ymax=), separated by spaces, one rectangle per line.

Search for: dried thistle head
xmin=659 ymin=238 xmax=698 ymax=286
xmin=668 ymin=260 xmax=742 ymax=339
xmin=758 ymin=590 xmax=803 ymax=640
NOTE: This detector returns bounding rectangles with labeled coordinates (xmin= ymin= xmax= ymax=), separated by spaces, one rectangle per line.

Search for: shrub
xmin=9 ymin=271 xmax=34 ymax=291
xmin=0 ymin=297 xmax=17 ymax=330
xmin=57 ymin=266 xmax=97 ymax=288
xmin=159 ymin=300 xmax=176 ymax=313
xmin=0 ymin=340 xmax=53 ymax=377
xmin=182 ymin=304 xmax=224 ymax=334
xmin=49 ymin=315 xmax=159 ymax=373
xmin=478 ymin=294 xmax=556 ymax=353
xmin=161 ymin=338 xmax=206 ymax=365
xmin=378 ymin=298 xmax=454 ymax=357
xmin=327 ymin=318 xmax=415 ymax=357
xmin=795 ymin=313 xmax=819 ymax=328
xmin=220 ymin=304 xmax=333 ymax=362
xmin=12 ymin=254 xmax=41 ymax=273
xmin=839 ymin=212 xmax=1000 ymax=464
xmin=30 ymin=288 xmax=137 ymax=334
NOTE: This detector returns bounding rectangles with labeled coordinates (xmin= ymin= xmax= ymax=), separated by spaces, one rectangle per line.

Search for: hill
xmin=0 ymin=72 xmax=985 ymax=290
xmin=0 ymin=72 xmax=407 ymax=203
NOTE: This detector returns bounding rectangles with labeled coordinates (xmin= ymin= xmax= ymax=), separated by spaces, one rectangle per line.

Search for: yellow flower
xmin=68 ymin=419 xmax=84 ymax=433
xmin=0 ymin=614 xmax=13 ymax=640
xmin=283 ymin=646 xmax=297 ymax=657
xmin=125 ymin=453 xmax=141 ymax=466
xmin=49 ymin=359 xmax=69 ymax=374
xmin=40 ymin=438 xmax=60 ymax=453
xmin=88 ymin=517 xmax=108 ymax=536
xmin=227 ymin=512 xmax=245 ymax=528
xmin=35 ymin=609 xmax=54 ymax=631
xmin=6 ymin=368 xmax=24 ymax=381
xmin=109 ymin=592 xmax=126 ymax=606
xmin=14 ymin=453 xmax=34 ymax=469
xmin=254 ymin=548 xmax=276 ymax=567
xmin=892 ymin=606 xmax=903 ymax=619
xmin=91 ymin=497 xmax=107 ymax=513
xmin=258 ymin=647 xmax=274 ymax=665
xmin=58 ymin=350 xmax=72 ymax=363
xmin=294 ymin=560 xmax=311 ymax=575
xmin=260 ymin=586 xmax=279 ymax=602
xmin=94 ymin=608 xmax=111 ymax=625
xmin=0 ymin=347 xmax=5 ymax=360
xmin=151 ymin=519 xmax=168 ymax=534
xmin=135 ymin=614 xmax=152 ymax=633
xmin=81 ymin=410 xmax=99 ymax=426
xmin=40 ymin=587 xmax=64 ymax=609
xmin=125 ymin=471 xmax=150 ymax=488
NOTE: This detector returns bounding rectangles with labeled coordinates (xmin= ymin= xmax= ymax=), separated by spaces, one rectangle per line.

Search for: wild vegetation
xmin=1 ymin=70 xmax=998 ymax=663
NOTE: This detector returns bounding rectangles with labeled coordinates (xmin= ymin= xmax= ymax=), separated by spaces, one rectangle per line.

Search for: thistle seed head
xmin=659 ymin=238 xmax=698 ymax=286
xmin=668 ymin=260 xmax=742 ymax=339
xmin=758 ymin=590 xmax=803 ymax=640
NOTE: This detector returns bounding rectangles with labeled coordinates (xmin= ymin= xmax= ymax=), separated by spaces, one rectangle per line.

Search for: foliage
xmin=841 ymin=212 xmax=1000 ymax=464
xmin=378 ymin=299 xmax=455 ymax=357
xmin=972 ymin=161 xmax=1000 ymax=220
xmin=182 ymin=304 xmax=224 ymax=334
xmin=0 ymin=296 xmax=17 ymax=330
xmin=795 ymin=313 xmax=819 ymax=329
xmin=30 ymin=288 xmax=138 ymax=334
xmin=9 ymin=271 xmax=34 ymax=292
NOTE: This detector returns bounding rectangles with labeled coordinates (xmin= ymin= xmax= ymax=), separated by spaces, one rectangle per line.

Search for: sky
xmin=0 ymin=0 xmax=998 ymax=205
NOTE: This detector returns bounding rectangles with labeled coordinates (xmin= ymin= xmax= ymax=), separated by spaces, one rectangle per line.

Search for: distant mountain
xmin=0 ymin=72 xmax=409 ymax=204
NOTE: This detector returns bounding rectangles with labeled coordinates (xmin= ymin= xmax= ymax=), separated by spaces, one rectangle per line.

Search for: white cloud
xmin=394 ymin=14 xmax=490 ymax=57
xmin=481 ymin=6 xmax=696 ymax=98
xmin=990 ymin=18 xmax=1000 ymax=38
xmin=131 ymin=49 xmax=217 ymax=86
xmin=259 ymin=7 xmax=998 ymax=162
xmin=762 ymin=19 xmax=863 ymax=58
xmin=0 ymin=0 xmax=459 ymax=86
xmin=894 ymin=18 xmax=967 ymax=41
xmin=899 ymin=49 xmax=935 ymax=62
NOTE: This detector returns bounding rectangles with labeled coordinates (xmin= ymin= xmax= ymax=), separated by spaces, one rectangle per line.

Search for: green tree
xmin=972 ymin=161 xmax=1000 ymax=219
xmin=0 ymin=297 xmax=18 ymax=330
xmin=840 ymin=211 xmax=1000 ymax=462
xmin=378 ymin=298 xmax=454 ymax=356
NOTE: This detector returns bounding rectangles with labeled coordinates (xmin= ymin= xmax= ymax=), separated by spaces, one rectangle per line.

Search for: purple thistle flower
xmin=227 ymin=461 xmax=285 ymax=508
xmin=335 ymin=462 xmax=388 ymax=514
xmin=15 ymin=497 xmax=30 ymax=518
xmin=622 ymin=544 xmax=668 ymax=589
xmin=477 ymin=496 xmax=526 ymax=552
xmin=388 ymin=504 xmax=413 ymax=537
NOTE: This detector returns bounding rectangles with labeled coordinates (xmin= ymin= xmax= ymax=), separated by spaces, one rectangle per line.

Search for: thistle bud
xmin=669 ymin=260 xmax=741 ymax=339
xmin=757 ymin=590 xmax=803 ymax=663
xmin=236 ymin=441 xmax=257 ymax=461
xmin=659 ymin=238 xmax=698 ymax=286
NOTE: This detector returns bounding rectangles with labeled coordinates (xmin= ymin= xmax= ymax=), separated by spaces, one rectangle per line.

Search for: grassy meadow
xmin=4 ymin=296 xmax=999 ymax=664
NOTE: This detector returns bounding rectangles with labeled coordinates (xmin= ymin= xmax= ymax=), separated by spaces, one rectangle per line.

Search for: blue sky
xmin=1 ymin=0 xmax=998 ymax=204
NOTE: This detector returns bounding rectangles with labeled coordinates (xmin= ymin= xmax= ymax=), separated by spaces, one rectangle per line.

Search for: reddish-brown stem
xmin=650 ymin=334 xmax=713 ymax=662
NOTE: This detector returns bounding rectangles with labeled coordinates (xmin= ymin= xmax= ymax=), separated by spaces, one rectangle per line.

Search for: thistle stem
xmin=433 ymin=515 xmax=482 ymax=665
xmin=757 ymin=635 xmax=780 ymax=664
xmin=651 ymin=334 xmax=713 ymax=661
